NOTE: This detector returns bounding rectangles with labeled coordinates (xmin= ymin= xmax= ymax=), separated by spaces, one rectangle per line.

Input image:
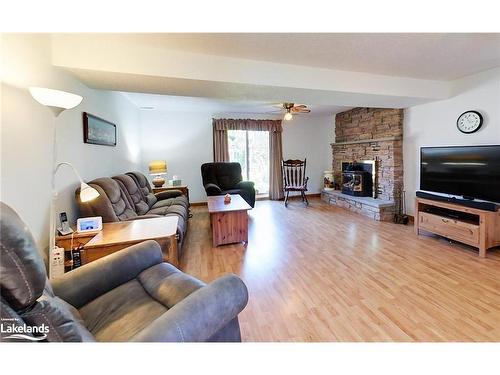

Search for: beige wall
xmin=403 ymin=69 xmax=500 ymax=214
xmin=1 ymin=34 xmax=141 ymax=253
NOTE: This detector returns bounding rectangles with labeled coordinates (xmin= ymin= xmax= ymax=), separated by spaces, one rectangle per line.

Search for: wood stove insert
xmin=341 ymin=160 xmax=376 ymax=198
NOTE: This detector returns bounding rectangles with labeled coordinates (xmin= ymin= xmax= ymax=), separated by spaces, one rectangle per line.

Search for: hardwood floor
xmin=180 ymin=197 xmax=500 ymax=342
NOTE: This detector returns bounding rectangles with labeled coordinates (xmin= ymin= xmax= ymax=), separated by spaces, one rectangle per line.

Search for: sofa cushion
xmin=147 ymin=195 xmax=189 ymax=220
xmin=79 ymin=279 xmax=167 ymax=342
xmin=165 ymin=205 xmax=189 ymax=221
xmin=151 ymin=196 xmax=189 ymax=210
xmin=126 ymin=171 xmax=153 ymax=194
xmin=113 ymin=175 xmax=150 ymax=215
xmin=146 ymin=194 xmax=158 ymax=207
xmin=146 ymin=206 xmax=171 ymax=216
xmin=86 ymin=178 xmax=138 ymax=221
xmin=126 ymin=171 xmax=158 ymax=208
xmin=151 ymin=199 xmax=173 ymax=209
xmin=170 ymin=195 xmax=190 ymax=209
xmin=137 ymin=263 xmax=204 ymax=308
xmin=148 ymin=201 xmax=187 ymax=219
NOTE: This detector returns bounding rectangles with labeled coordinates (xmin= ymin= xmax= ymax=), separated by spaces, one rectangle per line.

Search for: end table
xmin=153 ymin=184 xmax=189 ymax=203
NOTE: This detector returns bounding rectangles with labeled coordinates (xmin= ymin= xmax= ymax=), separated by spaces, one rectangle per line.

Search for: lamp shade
xmin=149 ymin=160 xmax=167 ymax=175
xmin=79 ymin=182 xmax=100 ymax=202
xmin=29 ymin=87 xmax=83 ymax=117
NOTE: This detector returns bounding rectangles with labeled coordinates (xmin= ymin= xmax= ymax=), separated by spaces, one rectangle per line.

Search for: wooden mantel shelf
xmin=331 ymin=136 xmax=402 ymax=146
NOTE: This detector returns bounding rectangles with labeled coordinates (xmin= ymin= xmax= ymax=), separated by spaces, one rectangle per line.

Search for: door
xmin=228 ymin=130 xmax=270 ymax=195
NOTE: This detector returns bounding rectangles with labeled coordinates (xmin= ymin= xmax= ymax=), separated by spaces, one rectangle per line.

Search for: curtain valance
xmin=213 ymin=118 xmax=283 ymax=132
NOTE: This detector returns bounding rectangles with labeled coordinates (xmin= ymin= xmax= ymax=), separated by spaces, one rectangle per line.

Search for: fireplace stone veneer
xmin=326 ymin=108 xmax=404 ymax=221
xmin=321 ymin=190 xmax=396 ymax=221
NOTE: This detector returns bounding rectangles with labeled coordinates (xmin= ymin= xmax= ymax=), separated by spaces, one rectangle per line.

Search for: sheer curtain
xmin=212 ymin=118 xmax=283 ymax=200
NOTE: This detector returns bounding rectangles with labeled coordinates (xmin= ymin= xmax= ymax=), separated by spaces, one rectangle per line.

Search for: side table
xmin=56 ymin=216 xmax=179 ymax=272
xmin=153 ymin=184 xmax=190 ymax=203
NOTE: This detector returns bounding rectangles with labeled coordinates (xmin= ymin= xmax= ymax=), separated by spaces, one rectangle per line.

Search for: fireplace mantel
xmin=331 ymin=136 xmax=401 ymax=146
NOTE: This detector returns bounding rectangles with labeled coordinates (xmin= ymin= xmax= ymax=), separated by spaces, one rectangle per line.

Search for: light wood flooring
xmin=180 ymin=197 xmax=500 ymax=341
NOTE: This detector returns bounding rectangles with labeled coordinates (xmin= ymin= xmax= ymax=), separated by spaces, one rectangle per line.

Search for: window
xmin=228 ymin=130 xmax=269 ymax=195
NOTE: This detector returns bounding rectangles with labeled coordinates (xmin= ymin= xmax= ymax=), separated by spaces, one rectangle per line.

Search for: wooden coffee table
xmin=207 ymin=194 xmax=252 ymax=247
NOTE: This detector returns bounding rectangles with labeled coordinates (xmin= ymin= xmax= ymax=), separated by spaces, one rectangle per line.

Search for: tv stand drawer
xmin=419 ymin=212 xmax=479 ymax=245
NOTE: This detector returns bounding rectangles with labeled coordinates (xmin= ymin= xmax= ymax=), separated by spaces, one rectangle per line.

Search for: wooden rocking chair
xmin=282 ymin=159 xmax=309 ymax=207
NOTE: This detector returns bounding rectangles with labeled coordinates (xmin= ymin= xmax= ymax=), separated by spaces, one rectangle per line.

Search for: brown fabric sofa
xmin=76 ymin=172 xmax=189 ymax=251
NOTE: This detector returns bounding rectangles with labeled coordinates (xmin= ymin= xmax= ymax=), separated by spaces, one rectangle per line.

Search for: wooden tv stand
xmin=415 ymin=198 xmax=500 ymax=257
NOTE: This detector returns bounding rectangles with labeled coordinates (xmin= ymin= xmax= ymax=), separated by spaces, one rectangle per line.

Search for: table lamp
xmin=149 ymin=160 xmax=168 ymax=188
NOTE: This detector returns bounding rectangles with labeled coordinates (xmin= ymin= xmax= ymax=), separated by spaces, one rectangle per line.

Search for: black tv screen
xmin=420 ymin=145 xmax=500 ymax=203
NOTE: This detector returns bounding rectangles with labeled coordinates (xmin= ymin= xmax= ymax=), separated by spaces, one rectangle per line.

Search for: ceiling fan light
xmin=284 ymin=112 xmax=293 ymax=121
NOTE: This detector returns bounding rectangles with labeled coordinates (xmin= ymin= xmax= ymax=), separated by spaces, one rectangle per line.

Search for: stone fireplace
xmin=321 ymin=107 xmax=404 ymax=221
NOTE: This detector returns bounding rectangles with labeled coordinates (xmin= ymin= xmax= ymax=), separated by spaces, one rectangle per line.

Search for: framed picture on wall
xmin=83 ymin=112 xmax=116 ymax=146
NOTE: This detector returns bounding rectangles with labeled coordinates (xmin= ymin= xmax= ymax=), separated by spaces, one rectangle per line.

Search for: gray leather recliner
xmin=126 ymin=171 xmax=185 ymax=205
xmin=0 ymin=202 xmax=249 ymax=342
xmin=76 ymin=176 xmax=189 ymax=250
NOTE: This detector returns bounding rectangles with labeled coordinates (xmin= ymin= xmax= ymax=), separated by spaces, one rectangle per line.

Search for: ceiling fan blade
xmin=291 ymin=107 xmax=311 ymax=113
xmin=293 ymin=104 xmax=308 ymax=109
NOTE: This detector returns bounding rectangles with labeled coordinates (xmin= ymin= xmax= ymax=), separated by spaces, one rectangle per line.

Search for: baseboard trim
xmin=191 ymin=193 xmax=321 ymax=206
xmin=283 ymin=193 xmax=321 ymax=200
xmin=190 ymin=202 xmax=208 ymax=206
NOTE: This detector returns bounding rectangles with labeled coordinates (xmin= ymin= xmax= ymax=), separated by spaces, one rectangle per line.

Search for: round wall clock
xmin=456 ymin=110 xmax=483 ymax=134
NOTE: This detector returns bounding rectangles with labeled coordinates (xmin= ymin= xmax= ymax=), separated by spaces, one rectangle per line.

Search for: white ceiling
xmin=122 ymin=92 xmax=349 ymax=115
xmin=114 ymin=33 xmax=500 ymax=80
xmin=51 ymin=33 xmax=499 ymax=111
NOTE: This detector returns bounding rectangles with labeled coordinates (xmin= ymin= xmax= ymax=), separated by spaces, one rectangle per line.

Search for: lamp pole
xmin=49 ymin=114 xmax=59 ymax=261
xmin=28 ymin=87 xmax=89 ymax=278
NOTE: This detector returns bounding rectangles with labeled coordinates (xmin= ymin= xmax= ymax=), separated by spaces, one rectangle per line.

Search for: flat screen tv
xmin=420 ymin=145 xmax=500 ymax=204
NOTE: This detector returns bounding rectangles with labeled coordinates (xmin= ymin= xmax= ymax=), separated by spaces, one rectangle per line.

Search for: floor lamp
xmin=29 ymin=87 xmax=100 ymax=277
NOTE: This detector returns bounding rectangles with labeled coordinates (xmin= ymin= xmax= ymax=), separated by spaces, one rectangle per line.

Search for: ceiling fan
xmin=273 ymin=102 xmax=311 ymax=121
